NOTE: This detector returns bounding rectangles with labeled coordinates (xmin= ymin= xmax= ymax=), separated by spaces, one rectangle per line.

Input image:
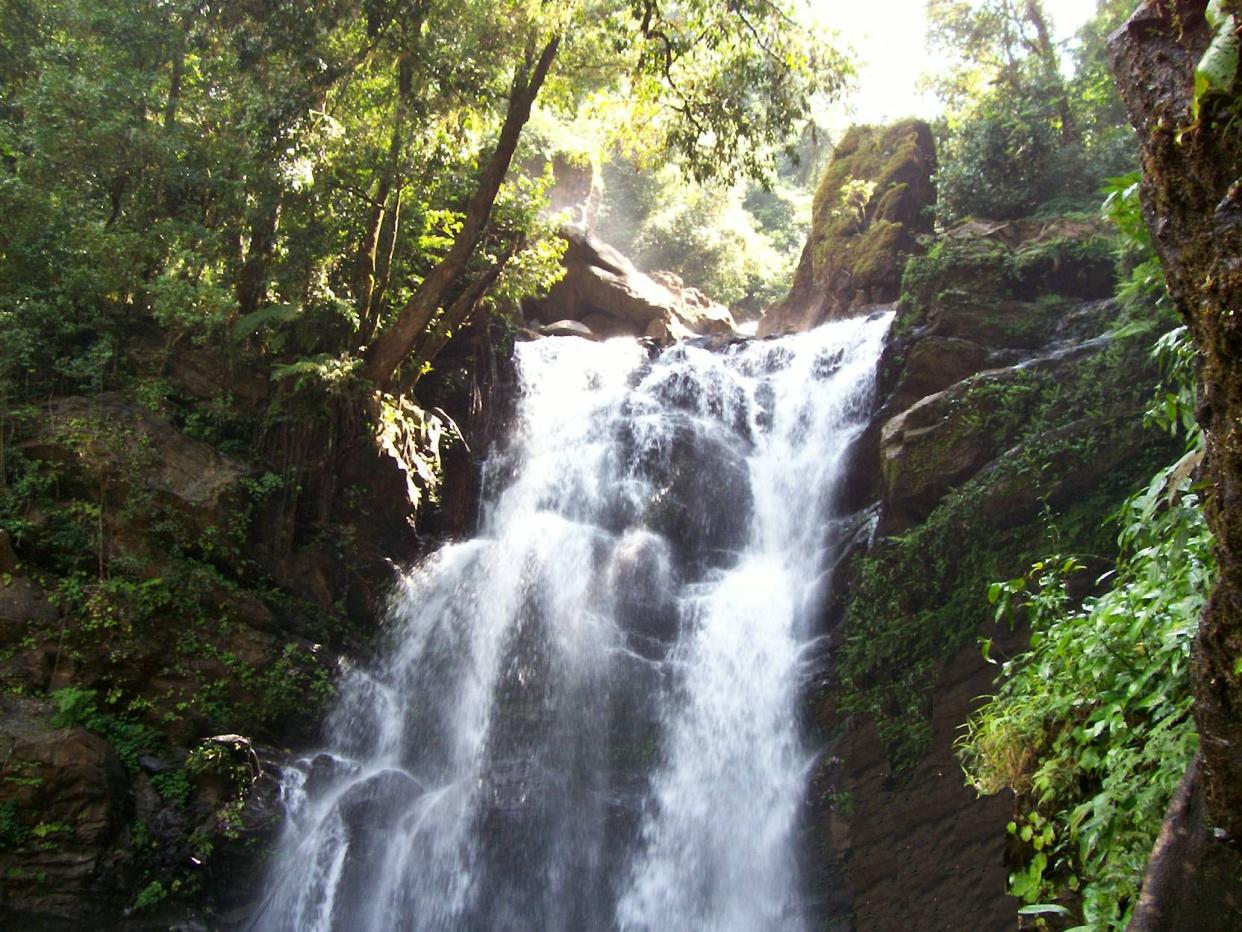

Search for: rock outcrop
xmin=802 ymin=218 xmax=1179 ymax=931
xmin=0 ymin=706 xmax=132 ymax=925
xmin=759 ymin=120 xmax=936 ymax=336
xmin=525 ymin=229 xmax=736 ymax=342
xmin=0 ymin=318 xmax=476 ymax=924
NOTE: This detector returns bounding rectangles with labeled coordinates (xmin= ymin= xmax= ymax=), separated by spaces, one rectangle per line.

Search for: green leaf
xmin=1193 ymin=14 xmax=1239 ymax=121
xmin=1207 ymin=0 xmax=1231 ymax=31
xmin=231 ymin=304 xmax=300 ymax=343
xmin=1018 ymin=904 xmax=1072 ymax=917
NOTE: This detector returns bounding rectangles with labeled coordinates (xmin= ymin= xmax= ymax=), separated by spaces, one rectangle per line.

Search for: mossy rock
xmin=899 ymin=225 xmax=1119 ymax=325
xmin=834 ymin=321 xmax=1180 ymax=771
xmin=1009 ymin=235 xmax=1117 ymax=300
xmin=760 ymin=120 xmax=936 ymax=335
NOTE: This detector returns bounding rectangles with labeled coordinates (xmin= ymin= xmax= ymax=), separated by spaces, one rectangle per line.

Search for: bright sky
xmin=810 ymin=0 xmax=1099 ymax=126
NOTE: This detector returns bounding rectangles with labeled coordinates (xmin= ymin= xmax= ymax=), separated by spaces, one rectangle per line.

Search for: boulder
xmin=880 ymin=386 xmax=997 ymax=526
xmin=539 ymin=319 xmax=597 ymax=339
xmin=895 ymin=225 xmax=1119 ymax=343
xmin=0 ymin=530 xmax=17 ymax=574
xmin=337 ymin=768 xmax=422 ymax=839
xmin=884 ymin=337 xmax=990 ymax=414
xmin=650 ymin=271 xmax=737 ymax=336
xmin=760 ymin=120 xmax=937 ymax=335
xmin=606 ymin=530 xmax=679 ymax=656
xmin=0 ymin=716 xmax=133 ymax=924
xmin=0 ymin=575 xmax=57 ymax=648
xmin=925 ymin=298 xmax=1064 ymax=352
xmin=631 ymin=415 xmax=754 ymax=573
xmin=20 ymin=393 xmax=250 ymax=539
xmin=880 ymin=336 xmax=1121 ymax=529
xmin=527 ymin=230 xmax=736 ymax=343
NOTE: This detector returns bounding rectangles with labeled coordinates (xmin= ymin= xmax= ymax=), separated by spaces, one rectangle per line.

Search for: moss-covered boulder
xmin=758 ymin=120 xmax=936 ymax=335
xmin=880 ymin=336 xmax=1125 ymax=529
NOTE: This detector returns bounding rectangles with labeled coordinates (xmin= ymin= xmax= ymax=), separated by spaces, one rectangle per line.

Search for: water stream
xmin=250 ymin=312 xmax=892 ymax=931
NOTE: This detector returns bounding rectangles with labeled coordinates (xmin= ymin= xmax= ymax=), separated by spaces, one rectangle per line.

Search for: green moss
xmin=900 ymin=238 xmax=1013 ymax=322
xmin=835 ymin=329 xmax=1178 ymax=771
xmin=874 ymin=182 xmax=911 ymax=222
xmin=902 ymin=232 xmax=1121 ymax=314
xmin=850 ymin=221 xmax=905 ymax=281
xmin=805 ymin=120 xmax=933 ymax=296
xmin=1010 ymin=234 xmax=1118 ymax=299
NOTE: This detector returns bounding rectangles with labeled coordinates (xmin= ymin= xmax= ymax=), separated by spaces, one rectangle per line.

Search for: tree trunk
xmin=361 ymin=35 xmax=561 ymax=390
xmin=237 ymin=188 xmax=281 ymax=318
xmin=397 ymin=239 xmax=521 ymax=395
xmin=1111 ymin=0 xmax=1242 ymax=850
xmin=1023 ymin=0 xmax=1078 ymax=142
xmin=357 ymin=48 xmax=415 ymax=343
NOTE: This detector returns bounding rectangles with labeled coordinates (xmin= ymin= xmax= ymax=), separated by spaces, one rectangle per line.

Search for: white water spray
xmin=251 ymin=313 xmax=891 ymax=931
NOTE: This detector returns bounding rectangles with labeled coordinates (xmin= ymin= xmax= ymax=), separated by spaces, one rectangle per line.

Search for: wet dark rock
xmin=884 ymin=336 xmax=990 ymax=414
xmin=0 ymin=576 xmax=57 ymax=648
xmin=337 ymin=769 xmax=422 ymax=838
xmin=634 ymin=415 xmax=754 ymax=572
xmin=606 ymin=531 xmax=679 ymax=656
xmin=0 ymin=530 xmax=17 ymax=573
xmin=303 ymin=752 xmax=350 ymax=799
xmin=925 ymin=297 xmax=1063 ymax=351
xmin=0 ymin=711 xmax=134 ymax=925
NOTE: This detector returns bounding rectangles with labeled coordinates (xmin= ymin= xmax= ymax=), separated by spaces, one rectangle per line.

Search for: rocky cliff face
xmin=758 ymin=120 xmax=937 ymax=336
xmin=0 ymin=324 xmax=500 ymax=925
xmin=768 ymin=142 xmax=1180 ymax=927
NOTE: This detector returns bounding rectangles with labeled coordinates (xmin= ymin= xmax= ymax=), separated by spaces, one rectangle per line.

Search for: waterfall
xmin=249 ymin=312 xmax=892 ymax=932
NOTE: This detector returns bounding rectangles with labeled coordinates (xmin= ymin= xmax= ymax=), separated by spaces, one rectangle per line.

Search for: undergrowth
xmin=958 ymin=321 xmax=1209 ymax=929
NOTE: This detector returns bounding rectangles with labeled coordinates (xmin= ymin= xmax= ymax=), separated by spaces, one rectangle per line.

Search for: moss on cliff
xmin=760 ymin=120 xmax=936 ymax=335
xmin=808 ymin=121 xmax=936 ymax=292
xmin=835 ymin=318 xmax=1178 ymax=771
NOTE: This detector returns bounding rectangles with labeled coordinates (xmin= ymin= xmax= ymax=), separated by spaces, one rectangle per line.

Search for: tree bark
xmin=1111 ymin=0 xmax=1242 ymax=847
xmin=361 ymin=34 xmax=561 ymax=390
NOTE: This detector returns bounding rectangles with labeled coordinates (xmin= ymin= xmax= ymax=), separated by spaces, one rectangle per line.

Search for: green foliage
xmin=1193 ymin=1 xmax=1240 ymax=123
xmin=131 ymin=879 xmax=167 ymax=912
xmin=928 ymin=0 xmax=1139 ymax=224
xmin=150 ymin=769 xmax=192 ymax=808
xmin=841 ymin=254 xmax=1175 ymax=769
xmin=598 ymin=160 xmax=806 ymax=312
xmin=0 ymin=0 xmax=850 ymax=409
xmin=957 ymin=300 xmax=1209 ymax=927
xmin=51 ymin=686 xmax=159 ymax=770
xmin=960 ymin=450 xmax=1209 ymax=927
xmin=0 ymin=802 xmax=30 ymax=850
xmin=899 ymin=231 xmax=1116 ymax=336
xmin=935 ymin=74 xmax=1084 ymax=222
xmin=1102 ymin=172 xmax=1173 ymax=322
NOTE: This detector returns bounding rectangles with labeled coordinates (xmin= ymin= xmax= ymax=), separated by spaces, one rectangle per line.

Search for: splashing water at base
xmin=250 ymin=312 xmax=892 ymax=931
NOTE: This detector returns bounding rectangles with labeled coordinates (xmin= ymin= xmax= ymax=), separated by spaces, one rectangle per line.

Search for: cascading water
xmin=249 ymin=311 xmax=892 ymax=932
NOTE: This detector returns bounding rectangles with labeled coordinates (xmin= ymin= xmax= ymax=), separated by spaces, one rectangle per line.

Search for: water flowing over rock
xmin=248 ymin=314 xmax=891 ymax=931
